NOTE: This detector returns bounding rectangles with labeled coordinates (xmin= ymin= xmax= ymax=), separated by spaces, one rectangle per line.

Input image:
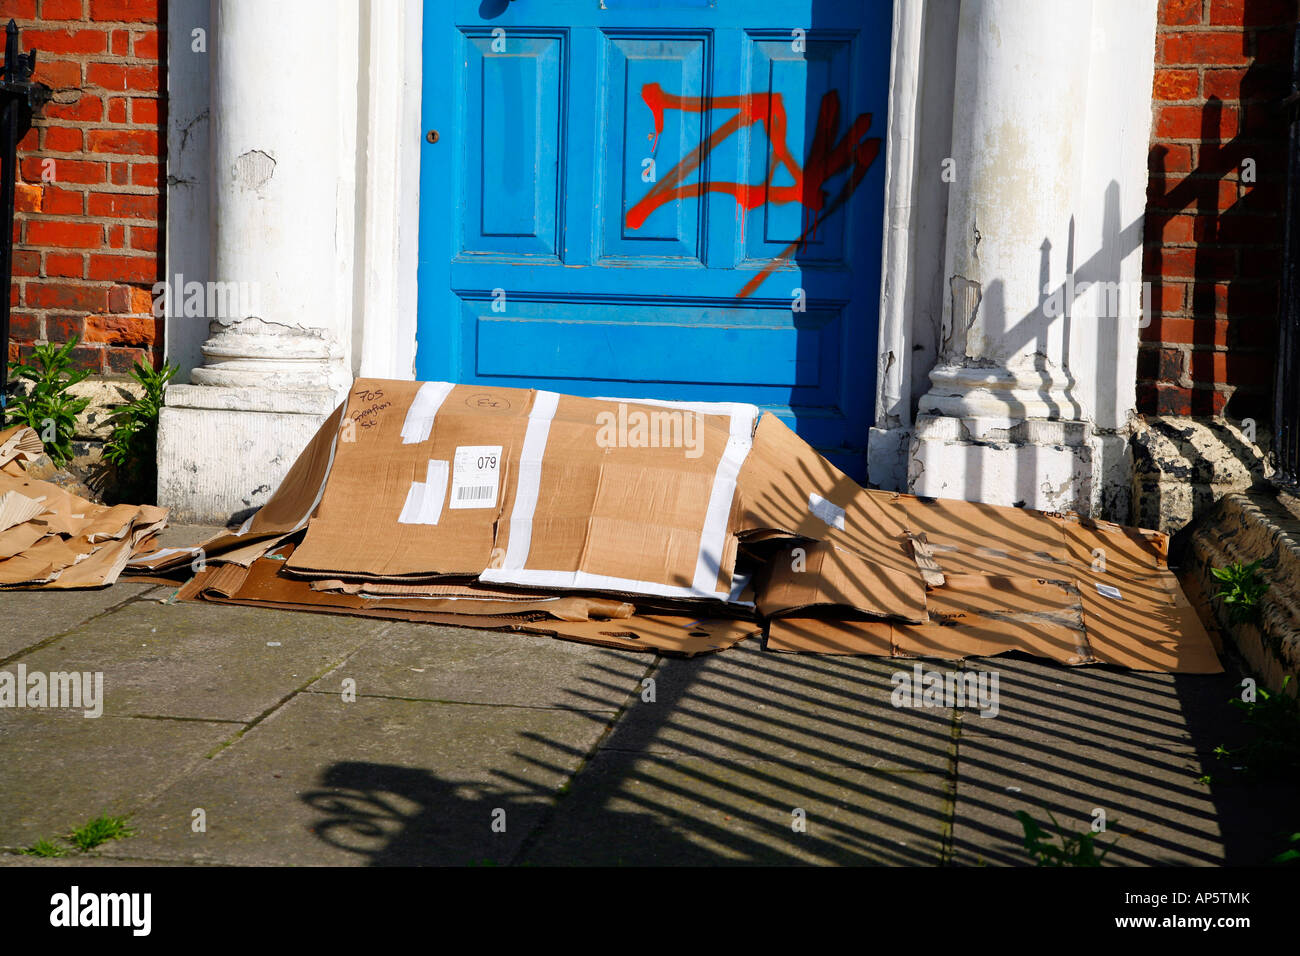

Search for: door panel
xmin=419 ymin=0 xmax=891 ymax=478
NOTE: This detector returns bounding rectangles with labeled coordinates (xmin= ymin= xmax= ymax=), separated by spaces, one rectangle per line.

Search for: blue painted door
xmin=418 ymin=0 xmax=891 ymax=478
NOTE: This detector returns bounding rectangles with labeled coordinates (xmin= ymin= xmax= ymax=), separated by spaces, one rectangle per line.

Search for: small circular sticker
xmin=465 ymin=393 xmax=511 ymax=411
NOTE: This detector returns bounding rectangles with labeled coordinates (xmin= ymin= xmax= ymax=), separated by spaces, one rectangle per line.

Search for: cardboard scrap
xmin=0 ymin=430 xmax=167 ymax=589
xmin=129 ymin=377 xmax=1220 ymax=672
xmin=0 ymin=425 xmax=43 ymax=468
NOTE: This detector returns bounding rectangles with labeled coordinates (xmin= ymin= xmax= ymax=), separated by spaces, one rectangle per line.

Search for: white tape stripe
xmin=809 ymin=492 xmax=846 ymax=531
xmin=398 ymin=459 xmax=449 ymax=525
xmin=400 ymin=381 xmax=455 ymax=444
xmin=498 ymin=390 xmax=559 ymax=571
xmin=692 ymin=424 xmax=754 ymax=594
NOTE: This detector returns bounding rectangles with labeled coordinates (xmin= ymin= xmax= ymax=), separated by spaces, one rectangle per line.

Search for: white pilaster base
xmin=157 ymin=384 xmax=344 ymax=524
xmin=907 ymin=414 xmax=1096 ymax=513
xmin=867 ymin=426 xmax=912 ymax=493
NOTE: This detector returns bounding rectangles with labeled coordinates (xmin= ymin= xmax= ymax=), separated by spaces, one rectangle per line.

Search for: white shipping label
xmin=450 ymin=445 xmax=503 ymax=509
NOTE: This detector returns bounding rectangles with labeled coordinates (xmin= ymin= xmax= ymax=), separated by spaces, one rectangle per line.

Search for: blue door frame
xmin=417 ymin=0 xmax=891 ymax=479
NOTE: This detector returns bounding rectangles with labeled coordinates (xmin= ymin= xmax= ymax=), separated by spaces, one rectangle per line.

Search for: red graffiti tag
xmin=625 ymin=83 xmax=881 ymax=298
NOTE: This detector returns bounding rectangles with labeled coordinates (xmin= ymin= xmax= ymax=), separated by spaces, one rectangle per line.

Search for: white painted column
xmin=158 ymin=0 xmax=358 ymax=522
xmin=908 ymin=0 xmax=1099 ymax=512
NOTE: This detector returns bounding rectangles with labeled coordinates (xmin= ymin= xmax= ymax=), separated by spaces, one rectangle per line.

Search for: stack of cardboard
xmin=126 ymin=379 xmax=1222 ymax=673
xmin=0 ymin=425 xmax=168 ymax=588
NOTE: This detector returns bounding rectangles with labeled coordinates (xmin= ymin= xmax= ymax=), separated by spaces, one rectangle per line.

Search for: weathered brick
xmin=108 ymin=283 xmax=154 ymax=314
xmin=87 ymin=128 xmax=158 ymax=155
xmin=84 ymin=313 xmax=156 ymax=346
xmin=21 ymin=156 xmax=105 ymax=184
xmin=89 ymin=0 xmax=158 ymax=22
xmin=7 ymin=311 xmax=42 ymax=341
xmin=44 ymin=251 xmax=84 ymax=278
xmin=104 ymin=346 xmax=149 ymax=374
xmin=87 ymin=190 xmax=157 ymax=219
xmin=43 ymin=95 xmax=102 ymax=123
xmin=87 ymin=252 xmax=156 ymax=282
xmin=41 ymin=0 xmax=85 ymax=19
xmin=26 ymin=219 xmax=102 ymax=248
xmin=1160 ymin=0 xmax=1202 ymax=26
xmin=25 ymin=281 xmax=107 ymax=312
xmin=1153 ymin=68 xmax=1199 ymax=100
xmin=14 ymin=181 xmax=42 ymax=212
xmin=130 ymin=97 xmax=158 ymax=124
xmin=25 ymin=28 xmax=107 ymax=56
xmin=41 ymin=125 xmax=83 ymax=153
xmin=1162 ymin=31 xmax=1251 ymax=66
xmin=129 ymin=224 xmax=157 ymax=251
xmin=40 ymin=186 xmax=84 ymax=215
xmin=45 ymin=313 xmax=86 ymax=343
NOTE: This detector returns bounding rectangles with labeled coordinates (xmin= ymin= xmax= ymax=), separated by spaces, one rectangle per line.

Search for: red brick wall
xmin=1142 ymin=0 xmax=1296 ymax=421
xmin=3 ymin=0 xmax=162 ymax=375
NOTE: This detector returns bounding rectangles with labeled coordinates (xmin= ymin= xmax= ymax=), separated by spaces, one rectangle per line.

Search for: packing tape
xmin=400 ymin=381 xmax=455 ymax=445
xmin=397 ymin=459 xmax=450 ymax=526
xmin=493 ymin=389 xmax=559 ymax=571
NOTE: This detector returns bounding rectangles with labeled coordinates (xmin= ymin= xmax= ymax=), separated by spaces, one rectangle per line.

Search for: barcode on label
xmin=450 ymin=444 xmax=502 ymax=510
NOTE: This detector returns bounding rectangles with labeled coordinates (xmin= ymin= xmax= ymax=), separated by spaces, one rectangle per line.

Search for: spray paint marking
xmin=626 ymin=83 xmax=881 ymax=298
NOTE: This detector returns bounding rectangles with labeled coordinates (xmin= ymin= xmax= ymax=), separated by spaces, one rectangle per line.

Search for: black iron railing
xmin=1275 ymin=25 xmax=1300 ymax=487
xmin=0 ymin=19 xmax=50 ymax=415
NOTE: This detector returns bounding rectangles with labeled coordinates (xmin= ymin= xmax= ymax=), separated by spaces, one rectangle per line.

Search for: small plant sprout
xmin=1211 ymin=560 xmax=1268 ymax=625
xmin=4 ymin=338 xmax=91 ymax=467
xmin=1015 ymin=807 xmax=1119 ymax=866
xmin=66 ymin=812 xmax=137 ymax=852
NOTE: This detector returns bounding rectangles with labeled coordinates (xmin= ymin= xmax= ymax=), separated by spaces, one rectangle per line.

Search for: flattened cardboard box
xmin=286 ymin=380 xmax=760 ymax=601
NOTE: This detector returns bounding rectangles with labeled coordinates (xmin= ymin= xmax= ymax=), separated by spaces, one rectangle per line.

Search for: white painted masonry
xmin=159 ymin=0 xmax=421 ymax=521
xmin=873 ymin=0 xmax=1157 ymax=516
xmin=158 ymin=0 xmax=1157 ymax=522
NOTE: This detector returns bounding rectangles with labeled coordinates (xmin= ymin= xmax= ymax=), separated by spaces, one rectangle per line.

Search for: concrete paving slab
xmin=11 ymin=601 xmax=378 ymax=722
xmin=951 ymin=657 xmax=1254 ymax=757
xmin=309 ymin=623 xmax=649 ymax=711
xmin=602 ymin=641 xmax=956 ymax=772
xmin=96 ymin=692 xmax=615 ymax=866
xmin=0 ymin=585 xmax=164 ymax=660
xmin=519 ymin=751 xmax=950 ymax=865
xmin=949 ymin=730 xmax=1232 ymax=866
xmin=0 ymin=711 xmax=237 ymax=850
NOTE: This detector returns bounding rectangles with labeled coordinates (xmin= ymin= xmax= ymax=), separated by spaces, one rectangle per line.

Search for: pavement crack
xmin=0 ymin=586 xmax=172 ymax=668
xmin=938 ymin=709 xmax=961 ymax=866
